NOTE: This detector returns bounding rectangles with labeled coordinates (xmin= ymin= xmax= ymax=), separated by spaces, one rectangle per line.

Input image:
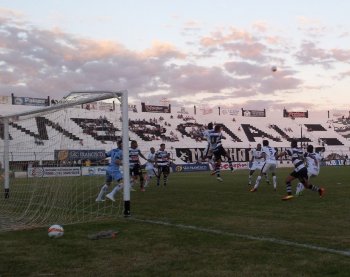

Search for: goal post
xmin=0 ymin=90 xmax=131 ymax=231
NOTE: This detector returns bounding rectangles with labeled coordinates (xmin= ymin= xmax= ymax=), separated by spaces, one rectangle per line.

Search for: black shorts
xmin=213 ymin=146 xmax=227 ymax=161
xmin=157 ymin=165 xmax=170 ymax=175
xmin=290 ymin=167 xmax=308 ymax=182
xmin=130 ymin=164 xmax=143 ymax=178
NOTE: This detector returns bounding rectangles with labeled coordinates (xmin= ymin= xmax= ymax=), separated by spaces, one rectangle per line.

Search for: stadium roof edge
xmin=0 ymin=90 xmax=127 ymax=121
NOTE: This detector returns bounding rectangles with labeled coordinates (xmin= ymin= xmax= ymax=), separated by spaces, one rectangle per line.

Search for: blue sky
xmin=1 ymin=0 xmax=350 ymax=110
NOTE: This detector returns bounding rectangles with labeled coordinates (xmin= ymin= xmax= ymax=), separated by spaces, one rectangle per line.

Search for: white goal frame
xmin=0 ymin=90 xmax=131 ymax=217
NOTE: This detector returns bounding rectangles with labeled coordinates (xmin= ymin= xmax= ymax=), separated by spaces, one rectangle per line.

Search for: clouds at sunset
xmin=0 ymin=8 xmax=349 ymax=110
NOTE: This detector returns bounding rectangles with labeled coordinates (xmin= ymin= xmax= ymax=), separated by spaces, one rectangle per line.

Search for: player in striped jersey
xmin=202 ymin=122 xmax=215 ymax=169
xmin=248 ymin=143 xmax=269 ymax=186
xmin=279 ymin=140 xmax=325 ymax=201
xmin=155 ymin=143 xmax=171 ymax=186
xmin=250 ymin=140 xmax=277 ymax=192
xmin=295 ymin=145 xmax=323 ymax=196
xmin=129 ymin=140 xmax=147 ymax=191
xmin=96 ymin=140 xmax=124 ymax=202
xmin=209 ymin=124 xmax=234 ymax=182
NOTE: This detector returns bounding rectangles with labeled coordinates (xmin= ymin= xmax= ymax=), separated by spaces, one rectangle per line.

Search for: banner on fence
xmin=54 ymin=150 xmax=106 ymax=161
xmin=242 ymin=109 xmax=266 ymax=117
xmin=171 ymin=163 xmax=210 ymax=172
xmin=28 ymin=167 xmax=81 ymax=177
xmin=13 ymin=96 xmax=49 ymax=106
xmin=81 ymin=166 xmax=107 ymax=176
xmin=141 ymin=102 xmax=171 ymax=113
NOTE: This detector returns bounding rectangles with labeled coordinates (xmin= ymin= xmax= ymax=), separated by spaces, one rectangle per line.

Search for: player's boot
xmin=282 ymin=195 xmax=294 ymax=201
xmin=95 ymin=197 xmax=105 ymax=202
xmin=250 ymin=188 xmax=257 ymax=192
xmin=318 ymin=188 xmax=325 ymax=198
xmin=106 ymin=193 xmax=115 ymax=202
xmin=216 ymin=177 xmax=223 ymax=182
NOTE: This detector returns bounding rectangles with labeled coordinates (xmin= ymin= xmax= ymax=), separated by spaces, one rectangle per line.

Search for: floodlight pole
xmin=121 ymin=91 xmax=131 ymax=217
xmin=3 ymin=118 xmax=10 ymax=198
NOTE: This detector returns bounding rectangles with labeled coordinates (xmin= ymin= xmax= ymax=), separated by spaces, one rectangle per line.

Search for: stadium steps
xmin=71 ymin=117 xmax=120 ymax=142
xmin=270 ymin=124 xmax=290 ymax=140
xmin=304 ymin=124 xmax=327 ymax=131
xmin=241 ymin=124 xmax=282 ymax=142
xmin=42 ymin=117 xmax=80 ymax=141
xmin=320 ymin=138 xmax=344 ymax=146
xmin=221 ymin=124 xmax=242 ymax=142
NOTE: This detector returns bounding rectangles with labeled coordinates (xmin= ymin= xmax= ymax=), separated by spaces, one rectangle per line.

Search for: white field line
xmin=130 ymin=217 xmax=350 ymax=257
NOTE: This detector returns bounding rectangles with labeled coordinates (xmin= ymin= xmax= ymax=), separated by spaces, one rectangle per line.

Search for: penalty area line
xmin=130 ymin=217 xmax=350 ymax=258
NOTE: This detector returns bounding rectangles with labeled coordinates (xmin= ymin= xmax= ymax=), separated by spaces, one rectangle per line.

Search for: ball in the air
xmin=48 ymin=224 xmax=64 ymax=238
xmin=271 ymin=66 xmax=277 ymax=72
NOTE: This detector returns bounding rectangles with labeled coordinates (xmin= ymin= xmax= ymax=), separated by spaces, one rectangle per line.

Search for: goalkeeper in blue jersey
xmin=95 ymin=140 xmax=124 ymax=202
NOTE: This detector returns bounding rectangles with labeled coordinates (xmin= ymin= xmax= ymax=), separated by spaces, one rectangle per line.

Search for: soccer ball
xmin=271 ymin=66 xmax=277 ymax=72
xmin=48 ymin=224 xmax=64 ymax=238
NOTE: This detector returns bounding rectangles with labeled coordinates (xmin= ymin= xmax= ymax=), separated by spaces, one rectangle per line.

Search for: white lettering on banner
xmin=28 ymin=167 xmax=81 ymax=178
xmin=81 ymin=166 xmax=107 ymax=176
xmin=325 ymin=160 xmax=343 ymax=166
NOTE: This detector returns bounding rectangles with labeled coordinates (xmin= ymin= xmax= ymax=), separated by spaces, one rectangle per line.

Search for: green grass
xmin=1 ymin=167 xmax=350 ymax=276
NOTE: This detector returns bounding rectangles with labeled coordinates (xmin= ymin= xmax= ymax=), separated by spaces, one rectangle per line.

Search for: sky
xmin=0 ymin=0 xmax=350 ymax=111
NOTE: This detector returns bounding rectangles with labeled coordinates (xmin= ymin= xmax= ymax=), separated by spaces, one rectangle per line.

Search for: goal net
xmin=0 ymin=91 xmax=131 ymax=232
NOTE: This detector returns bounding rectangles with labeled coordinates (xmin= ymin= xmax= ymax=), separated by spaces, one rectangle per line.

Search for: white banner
xmin=28 ymin=167 xmax=81 ymax=178
xmin=81 ymin=166 xmax=107 ymax=176
xmin=0 ymin=96 xmax=9 ymax=104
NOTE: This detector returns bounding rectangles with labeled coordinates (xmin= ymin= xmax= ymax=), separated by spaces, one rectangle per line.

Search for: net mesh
xmin=0 ymin=92 xmax=125 ymax=231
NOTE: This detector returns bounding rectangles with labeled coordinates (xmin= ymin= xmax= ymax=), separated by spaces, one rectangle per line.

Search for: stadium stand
xmin=1 ymin=101 xmax=350 ymax=165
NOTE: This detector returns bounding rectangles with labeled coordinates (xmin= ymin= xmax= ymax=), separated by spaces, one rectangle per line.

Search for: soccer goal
xmin=0 ymin=91 xmax=131 ymax=232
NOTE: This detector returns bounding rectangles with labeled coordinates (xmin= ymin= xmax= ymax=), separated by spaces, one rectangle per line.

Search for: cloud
xmin=0 ymin=10 xmax=347 ymax=111
xmin=295 ymin=41 xmax=350 ymax=67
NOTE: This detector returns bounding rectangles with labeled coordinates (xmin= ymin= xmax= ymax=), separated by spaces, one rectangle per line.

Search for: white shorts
xmin=307 ymin=167 xmax=319 ymax=178
xmin=261 ymin=163 xmax=276 ymax=174
xmin=250 ymin=161 xmax=264 ymax=171
xmin=146 ymin=167 xmax=155 ymax=177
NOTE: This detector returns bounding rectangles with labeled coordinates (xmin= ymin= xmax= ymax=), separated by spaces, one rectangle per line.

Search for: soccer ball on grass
xmin=48 ymin=224 xmax=64 ymax=238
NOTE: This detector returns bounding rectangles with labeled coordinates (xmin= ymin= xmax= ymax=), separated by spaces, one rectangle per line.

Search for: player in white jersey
xmin=295 ymin=145 xmax=323 ymax=196
xmin=278 ymin=140 xmax=325 ymax=201
xmin=250 ymin=140 xmax=277 ymax=192
xmin=144 ymin=147 xmax=156 ymax=188
xmin=248 ymin=143 xmax=268 ymax=186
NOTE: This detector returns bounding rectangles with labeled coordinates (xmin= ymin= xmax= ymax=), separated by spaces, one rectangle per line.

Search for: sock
xmin=296 ymin=183 xmax=303 ymax=194
xmin=308 ymin=184 xmax=320 ymax=192
xmin=273 ymin=176 xmax=277 ymax=189
xmin=254 ymin=176 xmax=262 ymax=189
xmin=209 ymin=159 xmax=215 ymax=170
xmin=97 ymin=184 xmax=108 ymax=200
xmin=144 ymin=176 xmax=152 ymax=187
xmin=248 ymin=174 xmax=252 ymax=184
xmin=110 ymin=183 xmax=123 ymax=197
xmin=215 ymin=162 xmax=221 ymax=177
xmin=228 ymin=159 xmax=233 ymax=171
xmin=163 ymin=175 xmax=168 ymax=186
xmin=286 ymin=182 xmax=292 ymax=195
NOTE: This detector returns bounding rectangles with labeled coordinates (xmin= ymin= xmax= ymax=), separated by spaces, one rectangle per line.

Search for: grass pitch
xmin=1 ymin=166 xmax=350 ymax=276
